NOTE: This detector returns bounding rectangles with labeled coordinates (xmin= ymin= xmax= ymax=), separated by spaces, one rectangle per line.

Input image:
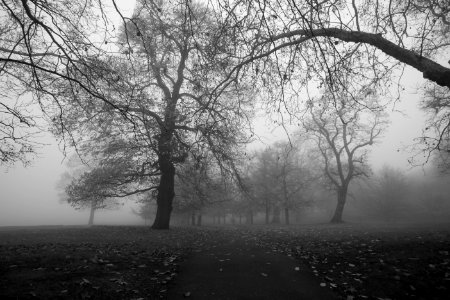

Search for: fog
xmin=0 ymin=0 xmax=447 ymax=227
xmin=0 ymin=0 xmax=142 ymax=227
xmin=0 ymin=133 xmax=143 ymax=226
xmin=1 ymin=65 xmax=443 ymax=227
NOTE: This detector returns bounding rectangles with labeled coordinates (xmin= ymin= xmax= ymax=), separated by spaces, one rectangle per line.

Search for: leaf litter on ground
xmin=1 ymin=224 xmax=449 ymax=299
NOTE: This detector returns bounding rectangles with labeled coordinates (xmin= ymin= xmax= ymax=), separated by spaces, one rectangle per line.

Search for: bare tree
xmin=304 ymin=91 xmax=387 ymax=223
xmin=58 ymin=155 xmax=123 ymax=226
xmin=249 ymin=148 xmax=277 ymax=224
xmin=0 ymin=94 xmax=39 ymax=167
xmin=212 ymin=0 xmax=450 ymax=89
xmin=132 ymin=193 xmax=155 ymax=226
xmin=210 ymin=0 xmax=450 ymax=160
xmin=0 ymin=0 xmax=124 ymax=164
xmin=1 ymin=0 xmax=450 ymax=169
xmin=175 ymin=155 xmax=213 ymax=226
xmin=42 ymin=1 xmax=253 ymax=229
xmin=246 ymin=140 xmax=314 ymax=224
xmin=411 ymin=85 xmax=450 ymax=165
xmin=371 ymin=166 xmax=410 ymax=222
xmin=273 ymin=141 xmax=316 ymax=225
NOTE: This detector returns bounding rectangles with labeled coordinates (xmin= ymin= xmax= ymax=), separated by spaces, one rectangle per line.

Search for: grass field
xmin=0 ymin=223 xmax=449 ymax=299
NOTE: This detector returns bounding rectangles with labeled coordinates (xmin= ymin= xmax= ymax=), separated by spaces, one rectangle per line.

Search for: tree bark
xmin=331 ymin=186 xmax=348 ymax=223
xmin=269 ymin=28 xmax=450 ymax=88
xmin=151 ymin=153 xmax=175 ymax=229
xmin=191 ymin=213 xmax=196 ymax=226
xmin=88 ymin=204 xmax=95 ymax=226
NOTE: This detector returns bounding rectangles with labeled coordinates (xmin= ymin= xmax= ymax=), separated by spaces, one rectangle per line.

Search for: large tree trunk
xmin=152 ymin=154 xmax=175 ymax=230
xmin=331 ymin=186 xmax=348 ymax=223
xmin=88 ymin=204 xmax=95 ymax=226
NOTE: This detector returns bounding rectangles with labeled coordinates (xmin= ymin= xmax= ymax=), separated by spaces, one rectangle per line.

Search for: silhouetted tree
xmin=304 ymin=90 xmax=387 ymax=223
xmin=0 ymin=0 xmax=125 ymax=164
xmin=0 ymin=93 xmax=39 ymax=167
xmin=414 ymin=86 xmax=450 ymax=166
xmin=245 ymin=140 xmax=315 ymax=224
xmin=212 ymin=0 xmax=450 ymax=161
xmin=132 ymin=193 xmax=155 ymax=225
xmin=46 ymin=1 xmax=252 ymax=229
xmin=174 ymin=152 xmax=236 ymax=226
xmin=1 ymin=0 xmax=450 ymax=169
xmin=58 ymin=156 xmax=123 ymax=225
xmin=214 ymin=0 xmax=450 ymax=89
xmin=355 ymin=166 xmax=410 ymax=222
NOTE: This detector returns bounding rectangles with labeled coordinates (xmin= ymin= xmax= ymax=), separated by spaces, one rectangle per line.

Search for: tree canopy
xmin=1 ymin=0 xmax=450 ymax=227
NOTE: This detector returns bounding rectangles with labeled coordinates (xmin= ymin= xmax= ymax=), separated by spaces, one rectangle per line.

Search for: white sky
xmin=0 ymin=1 xmax=436 ymax=226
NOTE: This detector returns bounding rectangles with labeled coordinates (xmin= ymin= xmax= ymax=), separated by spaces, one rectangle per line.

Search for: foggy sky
xmin=0 ymin=1 xmax=433 ymax=226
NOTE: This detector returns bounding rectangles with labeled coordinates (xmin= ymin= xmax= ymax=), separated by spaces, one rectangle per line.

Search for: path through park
xmin=168 ymin=233 xmax=338 ymax=299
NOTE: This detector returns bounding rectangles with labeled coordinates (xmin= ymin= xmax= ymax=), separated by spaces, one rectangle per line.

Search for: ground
xmin=0 ymin=223 xmax=449 ymax=299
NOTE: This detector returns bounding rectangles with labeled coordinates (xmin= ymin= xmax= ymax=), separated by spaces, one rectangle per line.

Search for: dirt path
xmin=167 ymin=234 xmax=339 ymax=300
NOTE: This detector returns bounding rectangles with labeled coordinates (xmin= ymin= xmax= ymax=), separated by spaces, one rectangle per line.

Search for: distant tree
xmin=174 ymin=153 xmax=235 ymax=226
xmin=374 ymin=166 xmax=410 ymax=222
xmin=357 ymin=166 xmax=410 ymax=222
xmin=132 ymin=193 xmax=155 ymax=226
xmin=304 ymin=91 xmax=387 ymax=223
xmin=58 ymin=156 xmax=123 ymax=226
xmin=235 ymin=169 xmax=259 ymax=225
xmin=248 ymin=148 xmax=277 ymax=224
xmin=246 ymin=140 xmax=315 ymax=224
xmin=174 ymin=156 xmax=212 ymax=226
xmin=66 ymin=170 xmax=122 ymax=225
xmin=272 ymin=141 xmax=316 ymax=225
